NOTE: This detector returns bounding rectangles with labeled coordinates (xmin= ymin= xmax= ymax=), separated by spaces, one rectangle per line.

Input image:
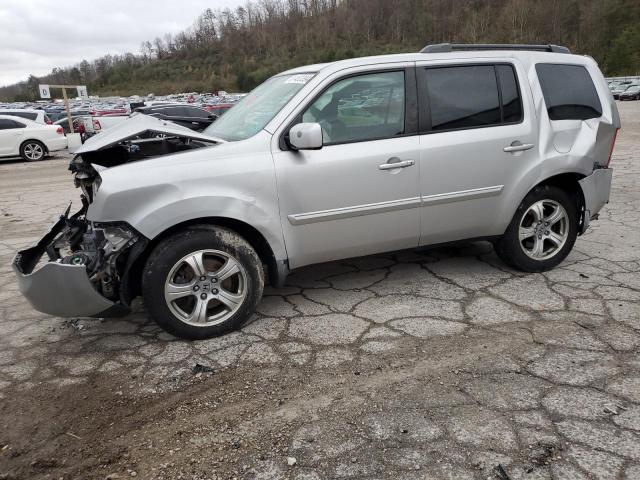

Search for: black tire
xmin=495 ymin=184 xmax=578 ymax=272
xmin=20 ymin=140 xmax=46 ymax=162
xmin=142 ymin=225 xmax=264 ymax=339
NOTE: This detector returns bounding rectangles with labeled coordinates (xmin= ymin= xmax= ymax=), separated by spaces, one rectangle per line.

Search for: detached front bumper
xmin=12 ymin=216 xmax=125 ymax=318
xmin=578 ymin=168 xmax=613 ymax=234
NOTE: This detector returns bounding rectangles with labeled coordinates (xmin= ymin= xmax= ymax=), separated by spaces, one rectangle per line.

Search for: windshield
xmin=203 ymin=73 xmax=315 ymax=141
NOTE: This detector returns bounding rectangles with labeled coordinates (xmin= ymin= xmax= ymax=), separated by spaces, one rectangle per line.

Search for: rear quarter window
xmin=536 ymin=64 xmax=602 ymax=121
xmin=10 ymin=112 xmax=37 ymax=121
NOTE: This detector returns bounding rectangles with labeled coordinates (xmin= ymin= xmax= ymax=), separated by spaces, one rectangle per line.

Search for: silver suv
xmin=14 ymin=44 xmax=620 ymax=339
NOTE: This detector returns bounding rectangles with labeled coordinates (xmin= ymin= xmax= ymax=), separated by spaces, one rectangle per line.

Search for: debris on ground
xmin=494 ymin=463 xmax=510 ymax=480
xmin=191 ymin=363 xmax=215 ymax=375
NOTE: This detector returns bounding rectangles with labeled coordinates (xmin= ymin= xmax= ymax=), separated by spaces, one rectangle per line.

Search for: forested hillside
xmin=2 ymin=0 xmax=639 ymax=101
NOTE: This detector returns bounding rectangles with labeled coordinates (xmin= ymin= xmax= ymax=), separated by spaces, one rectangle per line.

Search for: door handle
xmin=504 ymin=142 xmax=535 ymax=153
xmin=378 ymin=159 xmax=415 ymax=170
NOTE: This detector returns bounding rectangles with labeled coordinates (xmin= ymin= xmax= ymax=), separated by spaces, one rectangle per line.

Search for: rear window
xmin=183 ymin=107 xmax=209 ymax=118
xmin=536 ymin=64 xmax=602 ymax=121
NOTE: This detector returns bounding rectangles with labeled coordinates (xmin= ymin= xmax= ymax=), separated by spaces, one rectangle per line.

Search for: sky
xmin=0 ymin=0 xmax=245 ymax=87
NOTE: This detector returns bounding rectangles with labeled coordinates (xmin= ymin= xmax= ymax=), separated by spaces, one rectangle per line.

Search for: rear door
xmin=415 ymin=60 xmax=538 ymax=245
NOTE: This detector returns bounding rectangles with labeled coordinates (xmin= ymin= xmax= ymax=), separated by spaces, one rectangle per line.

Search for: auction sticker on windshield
xmin=285 ymin=74 xmax=314 ymax=84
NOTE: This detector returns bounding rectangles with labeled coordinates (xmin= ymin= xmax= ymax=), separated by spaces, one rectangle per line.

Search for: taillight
xmin=93 ymin=119 xmax=102 ymax=131
xmin=56 ymin=126 xmax=63 ymax=134
xmin=605 ymin=128 xmax=619 ymax=167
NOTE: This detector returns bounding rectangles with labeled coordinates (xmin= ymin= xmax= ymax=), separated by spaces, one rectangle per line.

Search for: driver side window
xmin=302 ymin=71 xmax=405 ymax=145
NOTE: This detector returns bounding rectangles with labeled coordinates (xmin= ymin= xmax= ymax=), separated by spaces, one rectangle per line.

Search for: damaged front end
xmin=13 ymin=114 xmax=222 ymax=318
xmin=12 ymin=203 xmax=146 ymax=318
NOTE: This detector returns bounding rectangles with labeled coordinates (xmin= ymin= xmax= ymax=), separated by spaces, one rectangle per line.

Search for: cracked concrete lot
xmin=1 ymin=102 xmax=639 ymax=480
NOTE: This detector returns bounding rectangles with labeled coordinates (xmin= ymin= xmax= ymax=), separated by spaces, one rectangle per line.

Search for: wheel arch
xmin=121 ymin=216 xmax=285 ymax=304
xmin=507 ymin=172 xmax=586 ymax=235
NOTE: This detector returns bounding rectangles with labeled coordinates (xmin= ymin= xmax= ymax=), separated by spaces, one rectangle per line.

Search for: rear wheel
xmin=142 ymin=225 xmax=264 ymax=339
xmin=495 ymin=185 xmax=578 ymax=272
xmin=20 ymin=140 xmax=46 ymax=161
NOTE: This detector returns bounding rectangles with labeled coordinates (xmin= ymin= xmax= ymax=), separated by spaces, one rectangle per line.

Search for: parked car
xmin=611 ymin=83 xmax=636 ymax=99
xmin=46 ymin=111 xmax=68 ymax=122
xmin=0 ymin=115 xmax=67 ymax=161
xmin=77 ymin=114 xmax=129 ymax=136
xmin=204 ymin=103 xmax=235 ymax=116
xmin=53 ymin=116 xmax=87 ymax=134
xmin=0 ymin=109 xmax=52 ymax=124
xmin=134 ymin=104 xmax=217 ymax=131
xmin=618 ymin=84 xmax=640 ymax=101
xmin=13 ymin=44 xmax=619 ymax=339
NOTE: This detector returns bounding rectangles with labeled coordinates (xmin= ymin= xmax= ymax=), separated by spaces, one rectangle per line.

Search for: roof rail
xmin=420 ymin=43 xmax=571 ymax=54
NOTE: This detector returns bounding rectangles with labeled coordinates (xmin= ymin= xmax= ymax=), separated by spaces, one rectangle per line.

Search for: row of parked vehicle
xmin=0 ymin=96 xmax=243 ymax=161
xmin=608 ymin=78 xmax=640 ymax=100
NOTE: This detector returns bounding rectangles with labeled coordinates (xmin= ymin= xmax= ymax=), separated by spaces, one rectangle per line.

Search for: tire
xmin=20 ymin=140 xmax=46 ymax=162
xmin=495 ymin=185 xmax=578 ymax=272
xmin=142 ymin=225 xmax=264 ymax=339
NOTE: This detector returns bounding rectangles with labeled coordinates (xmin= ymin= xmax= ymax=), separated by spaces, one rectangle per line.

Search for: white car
xmin=0 ymin=109 xmax=51 ymax=124
xmin=0 ymin=115 xmax=68 ymax=161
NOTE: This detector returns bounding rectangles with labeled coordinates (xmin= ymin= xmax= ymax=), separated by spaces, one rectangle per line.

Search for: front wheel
xmin=142 ymin=225 xmax=264 ymax=339
xmin=495 ymin=185 xmax=578 ymax=272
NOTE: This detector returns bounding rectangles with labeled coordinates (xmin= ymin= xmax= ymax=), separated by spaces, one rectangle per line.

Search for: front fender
xmin=140 ymin=195 xmax=286 ymax=259
xmin=90 ymin=190 xmax=287 ymax=262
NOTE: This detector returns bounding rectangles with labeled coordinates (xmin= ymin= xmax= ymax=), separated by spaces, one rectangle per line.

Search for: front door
xmin=272 ymin=69 xmax=421 ymax=268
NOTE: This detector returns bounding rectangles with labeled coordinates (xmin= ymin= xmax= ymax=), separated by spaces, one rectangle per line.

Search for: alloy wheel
xmin=518 ymin=199 xmax=569 ymax=260
xmin=24 ymin=143 xmax=44 ymax=160
xmin=163 ymin=249 xmax=247 ymax=326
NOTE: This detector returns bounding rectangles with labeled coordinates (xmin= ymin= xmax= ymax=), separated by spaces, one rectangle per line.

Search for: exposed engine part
xmin=42 ymin=205 xmax=140 ymax=302
xmin=61 ymin=253 xmax=91 ymax=266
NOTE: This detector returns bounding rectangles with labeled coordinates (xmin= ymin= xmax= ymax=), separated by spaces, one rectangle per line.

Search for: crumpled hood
xmin=71 ymin=113 xmax=223 ymax=155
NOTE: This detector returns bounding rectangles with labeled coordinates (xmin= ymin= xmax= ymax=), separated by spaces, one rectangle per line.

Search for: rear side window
xmin=419 ymin=64 xmax=522 ymax=132
xmin=0 ymin=119 xmax=24 ymax=129
xmin=7 ymin=112 xmax=37 ymax=121
xmin=536 ymin=64 xmax=602 ymax=121
xmin=497 ymin=65 xmax=523 ymax=123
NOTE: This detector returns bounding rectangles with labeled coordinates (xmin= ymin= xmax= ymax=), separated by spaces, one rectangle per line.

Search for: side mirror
xmin=289 ymin=123 xmax=323 ymax=150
